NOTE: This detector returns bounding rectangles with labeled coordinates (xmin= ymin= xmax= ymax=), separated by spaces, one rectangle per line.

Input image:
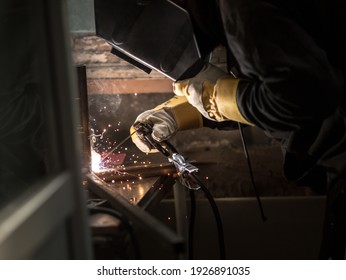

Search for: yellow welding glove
xmin=130 ymin=96 xmax=203 ymax=153
xmin=173 ymin=63 xmax=252 ymax=125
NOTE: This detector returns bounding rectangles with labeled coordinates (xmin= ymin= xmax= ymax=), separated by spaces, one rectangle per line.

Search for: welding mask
xmin=94 ymin=0 xmax=216 ymax=80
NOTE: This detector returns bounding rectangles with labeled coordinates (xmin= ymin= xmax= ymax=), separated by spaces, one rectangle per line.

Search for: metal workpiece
xmin=94 ymin=162 xmax=177 ymax=182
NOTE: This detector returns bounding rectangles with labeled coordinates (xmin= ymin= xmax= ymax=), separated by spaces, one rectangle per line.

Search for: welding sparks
xmin=89 ymin=118 xmax=162 ymax=181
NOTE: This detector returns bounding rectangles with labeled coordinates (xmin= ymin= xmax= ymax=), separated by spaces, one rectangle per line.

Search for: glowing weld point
xmin=91 ymin=150 xmax=102 ymax=172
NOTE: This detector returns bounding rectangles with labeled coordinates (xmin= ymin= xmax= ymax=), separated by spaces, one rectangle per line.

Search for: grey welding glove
xmin=130 ymin=96 xmax=203 ymax=153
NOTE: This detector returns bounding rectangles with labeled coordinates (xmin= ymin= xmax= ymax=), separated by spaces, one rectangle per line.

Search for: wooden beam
xmin=87 ymin=78 xmax=173 ymax=94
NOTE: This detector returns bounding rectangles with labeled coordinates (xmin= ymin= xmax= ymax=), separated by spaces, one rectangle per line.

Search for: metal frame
xmin=87 ymin=173 xmax=185 ymax=258
xmin=0 ymin=0 xmax=92 ymax=259
xmin=0 ymin=174 xmax=74 ymax=259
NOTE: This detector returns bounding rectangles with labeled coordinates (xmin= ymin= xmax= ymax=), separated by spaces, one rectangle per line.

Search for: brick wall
xmin=71 ymin=34 xmax=227 ymax=94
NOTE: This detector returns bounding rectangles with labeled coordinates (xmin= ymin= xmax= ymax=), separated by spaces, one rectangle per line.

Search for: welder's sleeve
xmin=216 ymin=0 xmax=343 ymax=133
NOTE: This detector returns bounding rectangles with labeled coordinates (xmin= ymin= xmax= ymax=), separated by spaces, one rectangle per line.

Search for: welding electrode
xmin=101 ymin=131 xmax=136 ymax=162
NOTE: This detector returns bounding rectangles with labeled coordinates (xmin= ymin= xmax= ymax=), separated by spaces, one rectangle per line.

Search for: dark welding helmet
xmin=94 ymin=0 xmax=214 ymax=80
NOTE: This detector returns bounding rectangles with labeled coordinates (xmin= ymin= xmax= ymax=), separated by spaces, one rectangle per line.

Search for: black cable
xmin=165 ymin=140 xmax=225 ymax=259
xmin=188 ymin=189 xmax=196 ymax=259
xmin=88 ymin=206 xmax=142 ymax=259
xmin=238 ymin=123 xmax=267 ymax=222
xmin=191 ymin=173 xmax=226 ymax=260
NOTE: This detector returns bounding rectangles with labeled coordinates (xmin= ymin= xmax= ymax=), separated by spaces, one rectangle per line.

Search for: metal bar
xmin=76 ymin=65 xmax=91 ymax=172
xmin=94 ymin=162 xmax=177 ymax=182
xmin=137 ymin=175 xmax=176 ymax=211
xmin=173 ymin=181 xmax=188 ymax=259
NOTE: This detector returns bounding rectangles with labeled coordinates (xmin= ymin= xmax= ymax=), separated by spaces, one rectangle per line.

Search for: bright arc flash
xmin=91 ymin=150 xmax=102 ymax=172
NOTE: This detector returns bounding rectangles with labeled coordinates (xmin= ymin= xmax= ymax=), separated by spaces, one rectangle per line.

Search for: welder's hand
xmin=173 ymin=63 xmax=252 ymax=125
xmin=130 ymin=96 xmax=203 ymax=153
xmin=130 ymin=110 xmax=176 ymax=153
xmin=173 ymin=64 xmax=226 ymax=120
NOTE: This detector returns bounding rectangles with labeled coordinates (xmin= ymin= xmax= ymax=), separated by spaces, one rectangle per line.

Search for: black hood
xmin=94 ymin=0 xmax=216 ymax=80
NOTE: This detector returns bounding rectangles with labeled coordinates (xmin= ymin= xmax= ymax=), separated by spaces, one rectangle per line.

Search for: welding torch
xmin=133 ymin=121 xmax=200 ymax=190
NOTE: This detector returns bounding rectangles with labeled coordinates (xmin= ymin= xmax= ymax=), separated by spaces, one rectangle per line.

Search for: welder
xmin=128 ymin=0 xmax=346 ymax=259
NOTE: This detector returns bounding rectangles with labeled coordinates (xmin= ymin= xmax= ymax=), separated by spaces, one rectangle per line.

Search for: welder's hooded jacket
xmin=186 ymin=0 xmax=346 ymax=192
